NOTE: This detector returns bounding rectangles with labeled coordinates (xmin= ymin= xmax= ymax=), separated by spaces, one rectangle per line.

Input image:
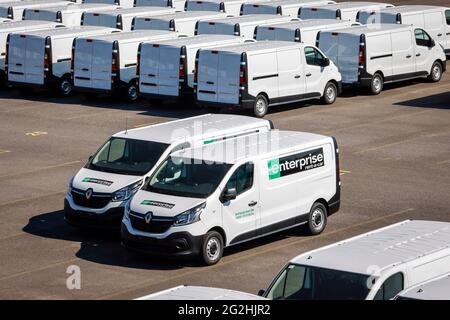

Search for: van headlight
xmin=174 ymin=202 xmax=206 ymax=226
xmin=112 ymin=180 xmax=142 ymax=202
xmin=124 ymin=200 xmax=131 ymax=220
xmin=67 ymin=176 xmax=74 ymax=194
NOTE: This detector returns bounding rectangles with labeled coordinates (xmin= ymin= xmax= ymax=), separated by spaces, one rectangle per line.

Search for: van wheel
xmin=322 ymin=82 xmax=337 ymax=104
xmin=253 ymin=94 xmax=268 ymax=118
xmin=307 ymin=202 xmax=328 ymax=235
xmin=428 ymin=62 xmax=442 ymax=83
xmin=59 ymin=78 xmax=73 ymax=96
xmin=126 ymin=83 xmax=138 ymax=101
xmin=200 ymin=231 xmax=223 ymax=266
xmin=369 ymin=73 xmax=383 ymax=95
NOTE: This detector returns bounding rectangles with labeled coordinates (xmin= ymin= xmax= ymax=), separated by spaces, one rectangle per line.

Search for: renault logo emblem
xmin=144 ymin=212 xmax=153 ymax=224
xmin=85 ymin=188 xmax=93 ymax=200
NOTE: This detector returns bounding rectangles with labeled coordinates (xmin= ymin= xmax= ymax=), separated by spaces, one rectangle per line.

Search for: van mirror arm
xmin=257 ymin=289 xmax=265 ymax=296
xmin=221 ymin=187 xmax=237 ymax=202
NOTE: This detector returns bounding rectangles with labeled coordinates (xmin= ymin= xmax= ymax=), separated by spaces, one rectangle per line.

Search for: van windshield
xmin=265 ymin=264 xmax=370 ymax=300
xmin=145 ymin=156 xmax=232 ymax=198
xmin=87 ymin=138 xmax=168 ymax=176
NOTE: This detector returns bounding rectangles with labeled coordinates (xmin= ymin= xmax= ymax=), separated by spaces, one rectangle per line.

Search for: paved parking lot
xmin=0 ymin=1 xmax=449 ymax=300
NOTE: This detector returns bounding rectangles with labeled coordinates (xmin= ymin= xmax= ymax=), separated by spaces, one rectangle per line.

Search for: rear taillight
xmin=239 ymin=61 xmax=246 ymax=87
xmin=44 ymin=44 xmax=50 ymax=73
xmin=193 ymin=56 xmax=198 ymax=90
xmin=179 ymin=55 xmax=186 ymax=81
xmin=4 ymin=36 xmax=9 ymax=73
xmin=112 ymin=48 xmax=118 ymax=83
xmin=136 ymin=50 xmax=140 ymax=77
xmin=70 ymin=40 xmax=75 ymax=76
xmin=7 ymin=7 xmax=13 ymax=19
xmin=359 ymin=35 xmax=366 ymax=69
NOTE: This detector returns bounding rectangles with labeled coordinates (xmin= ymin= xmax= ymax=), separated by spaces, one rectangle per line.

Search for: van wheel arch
xmin=253 ymin=93 xmax=269 ymax=118
xmin=314 ymin=198 xmax=329 ymax=216
xmin=124 ymin=79 xmax=138 ymax=101
xmin=208 ymin=227 xmax=227 ymax=247
xmin=58 ymin=74 xmax=73 ymax=96
xmin=305 ymin=200 xmax=329 ymax=235
xmin=369 ymin=71 xmax=384 ymax=95
xmin=428 ymin=60 xmax=443 ymax=82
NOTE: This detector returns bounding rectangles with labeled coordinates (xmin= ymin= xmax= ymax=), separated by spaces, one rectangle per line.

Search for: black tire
xmin=428 ymin=61 xmax=442 ymax=83
xmin=369 ymin=73 xmax=383 ymax=95
xmin=253 ymin=94 xmax=268 ymax=118
xmin=59 ymin=77 xmax=73 ymax=96
xmin=126 ymin=82 xmax=138 ymax=102
xmin=306 ymin=202 xmax=328 ymax=235
xmin=200 ymin=231 xmax=224 ymax=266
xmin=322 ymin=81 xmax=337 ymax=105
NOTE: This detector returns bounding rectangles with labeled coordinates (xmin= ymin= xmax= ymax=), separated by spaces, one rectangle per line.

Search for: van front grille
xmin=129 ymin=212 xmax=174 ymax=234
xmin=71 ymin=188 xmax=112 ymax=209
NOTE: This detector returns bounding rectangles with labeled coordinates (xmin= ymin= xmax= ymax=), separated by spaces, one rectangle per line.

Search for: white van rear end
xmin=241 ymin=0 xmax=335 ymax=17
xmin=83 ymin=0 xmax=135 ymax=9
xmin=135 ymin=0 xmax=186 ymax=11
xmin=0 ymin=0 xmax=72 ymax=21
xmin=138 ymin=34 xmax=249 ymax=101
xmin=195 ymin=14 xmax=292 ymax=38
xmin=186 ymin=0 xmax=263 ymax=16
xmin=81 ymin=7 xmax=176 ymax=31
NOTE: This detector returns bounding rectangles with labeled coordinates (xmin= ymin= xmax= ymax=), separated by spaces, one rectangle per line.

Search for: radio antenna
xmin=125 ymin=117 xmax=128 ymax=134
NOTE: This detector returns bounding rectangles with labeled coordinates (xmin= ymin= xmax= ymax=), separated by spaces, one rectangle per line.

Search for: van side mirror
xmin=222 ymin=187 xmax=237 ymax=202
xmin=429 ymin=39 xmax=435 ymax=48
xmin=257 ymin=289 xmax=265 ymax=297
xmin=144 ymin=176 xmax=150 ymax=184
xmin=323 ymin=58 xmax=330 ymax=67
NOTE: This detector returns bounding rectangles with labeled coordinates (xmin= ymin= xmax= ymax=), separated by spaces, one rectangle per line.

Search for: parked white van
xmin=73 ymin=30 xmax=181 ymax=100
xmin=0 ymin=20 xmax=64 ymax=81
xmin=299 ymin=2 xmax=394 ymax=22
xmin=82 ymin=0 xmax=134 ymax=9
xmin=358 ymin=6 xmax=450 ymax=55
xmin=259 ymin=220 xmax=450 ymax=300
xmin=122 ymin=130 xmax=340 ymax=265
xmin=138 ymin=34 xmax=250 ymax=102
xmin=195 ymin=14 xmax=292 ymax=37
xmin=132 ymin=11 xmax=227 ymax=36
xmin=23 ymin=3 xmax=119 ymax=27
xmin=6 ymin=26 xmax=118 ymax=95
xmin=65 ymin=114 xmax=273 ymax=230
xmin=81 ymin=7 xmax=176 ymax=30
xmin=241 ymin=0 xmax=335 ymax=17
xmin=196 ymin=41 xmax=341 ymax=117
xmin=318 ymin=25 xmax=446 ymax=94
xmin=0 ymin=0 xmax=73 ymax=20
xmin=396 ymin=274 xmax=450 ymax=300
xmin=135 ymin=0 xmax=186 ymax=11
xmin=186 ymin=0 xmax=263 ymax=17
xmin=255 ymin=19 xmax=358 ymax=44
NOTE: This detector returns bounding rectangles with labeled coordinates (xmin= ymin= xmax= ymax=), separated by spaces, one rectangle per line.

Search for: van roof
xmin=203 ymin=14 xmax=292 ymax=25
xmin=364 ymin=5 xmax=448 ymax=14
xmin=173 ymin=130 xmax=331 ymax=164
xmin=305 ymin=1 xmax=392 ymax=11
xmin=0 ymin=20 xmax=63 ymax=31
xmin=79 ymin=29 xmax=177 ymax=42
xmin=36 ymin=3 xmax=118 ymax=13
xmin=140 ymin=10 xmax=225 ymax=21
xmin=0 ymin=0 xmax=71 ymax=9
xmin=16 ymin=26 xmax=118 ymax=38
xmin=113 ymin=114 xmax=271 ymax=144
xmin=260 ymin=19 xmax=354 ymax=31
xmin=206 ymin=40 xmax=304 ymax=54
xmin=251 ymin=0 xmax=335 ymax=8
xmin=291 ymin=220 xmax=450 ymax=276
xmin=87 ymin=6 xmax=175 ymax=17
xmin=142 ymin=34 xmax=243 ymax=47
xmin=397 ymin=274 xmax=450 ymax=300
xmin=324 ymin=23 xmax=412 ymax=35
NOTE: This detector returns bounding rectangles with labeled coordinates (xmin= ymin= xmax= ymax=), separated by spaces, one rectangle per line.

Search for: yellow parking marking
xmin=26 ymin=131 xmax=48 ymax=137
xmin=437 ymin=159 xmax=450 ymax=165
xmin=340 ymin=170 xmax=351 ymax=176
xmin=0 ymin=149 xmax=11 ymax=155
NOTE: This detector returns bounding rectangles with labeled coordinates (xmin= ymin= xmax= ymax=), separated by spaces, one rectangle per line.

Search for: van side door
xmin=303 ymin=46 xmax=328 ymax=97
xmin=390 ymin=29 xmax=414 ymax=79
xmin=276 ymin=48 xmax=305 ymax=100
xmin=423 ymin=10 xmax=446 ymax=49
xmin=445 ymin=9 xmax=450 ymax=52
xmin=413 ymin=28 xmax=435 ymax=75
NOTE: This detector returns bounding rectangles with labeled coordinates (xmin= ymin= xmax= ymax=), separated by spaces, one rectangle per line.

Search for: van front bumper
xmin=64 ymin=199 xmax=124 ymax=230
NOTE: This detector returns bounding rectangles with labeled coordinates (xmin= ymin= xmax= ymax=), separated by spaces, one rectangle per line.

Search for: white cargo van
xmin=6 ymin=26 xmax=118 ymax=95
xmin=318 ymin=25 xmax=447 ymax=95
xmin=241 ymin=0 xmax=335 ymax=17
xmin=196 ymin=41 xmax=342 ymax=117
xmin=73 ymin=30 xmax=181 ymax=100
xmin=132 ymin=11 xmax=227 ymax=36
xmin=259 ymin=220 xmax=450 ymax=300
xmin=135 ymin=0 xmax=186 ymax=11
xmin=81 ymin=7 xmax=176 ymax=31
xmin=299 ymin=2 xmax=394 ymax=22
xmin=0 ymin=0 xmax=73 ymax=21
xmin=185 ymin=0 xmax=264 ymax=17
xmin=255 ymin=19 xmax=358 ymax=44
xmin=358 ymin=6 xmax=450 ymax=55
xmin=0 ymin=20 xmax=64 ymax=81
xmin=82 ymin=0 xmax=134 ymax=9
xmin=138 ymin=34 xmax=250 ymax=102
xmin=195 ymin=14 xmax=292 ymax=37
xmin=396 ymin=274 xmax=450 ymax=300
xmin=122 ymin=130 xmax=340 ymax=265
xmin=65 ymin=114 xmax=273 ymax=230
xmin=23 ymin=3 xmax=119 ymax=27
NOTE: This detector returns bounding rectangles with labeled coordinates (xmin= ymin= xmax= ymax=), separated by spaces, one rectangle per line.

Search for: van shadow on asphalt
xmin=394 ymin=91 xmax=450 ymax=109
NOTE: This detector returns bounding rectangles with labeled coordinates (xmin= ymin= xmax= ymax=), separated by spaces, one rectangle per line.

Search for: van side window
xmin=414 ymin=29 xmax=431 ymax=47
xmin=374 ymin=273 xmax=404 ymax=300
xmin=446 ymin=10 xmax=450 ymax=25
xmin=304 ymin=47 xmax=326 ymax=66
xmin=225 ymin=163 xmax=254 ymax=195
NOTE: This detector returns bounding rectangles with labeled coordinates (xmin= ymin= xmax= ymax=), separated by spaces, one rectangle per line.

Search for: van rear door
xmin=217 ymin=51 xmax=240 ymax=104
xmin=197 ymin=49 xmax=219 ymax=102
xmin=74 ymin=39 xmax=94 ymax=88
xmin=92 ymin=40 xmax=113 ymax=90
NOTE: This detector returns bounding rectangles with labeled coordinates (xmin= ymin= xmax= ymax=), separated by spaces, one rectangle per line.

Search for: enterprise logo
xmin=268 ymin=148 xmax=324 ymax=180
xmin=82 ymin=177 xmax=113 ymax=186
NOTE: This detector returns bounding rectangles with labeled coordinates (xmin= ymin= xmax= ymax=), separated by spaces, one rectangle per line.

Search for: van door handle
xmin=248 ymin=201 xmax=258 ymax=207
xmin=306 ymin=73 xmax=312 ymax=77
xmin=406 ymin=55 xmax=412 ymax=58
xmin=437 ymin=33 xmax=442 ymax=37
xmin=447 ymin=32 xmax=450 ymax=36
xmin=294 ymin=75 xmax=301 ymax=79
xmin=416 ymin=53 xmax=421 ymax=57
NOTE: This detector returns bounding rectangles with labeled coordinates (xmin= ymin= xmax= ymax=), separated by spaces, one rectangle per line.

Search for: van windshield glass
xmin=145 ymin=156 xmax=232 ymax=198
xmin=265 ymin=264 xmax=370 ymax=300
xmin=87 ymin=138 xmax=168 ymax=176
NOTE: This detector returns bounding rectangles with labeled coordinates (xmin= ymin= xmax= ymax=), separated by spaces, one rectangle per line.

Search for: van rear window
xmin=446 ymin=10 xmax=450 ymax=25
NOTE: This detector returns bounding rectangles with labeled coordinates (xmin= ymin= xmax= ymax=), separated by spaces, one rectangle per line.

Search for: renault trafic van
xmin=259 ymin=220 xmax=450 ymax=300
xmin=186 ymin=0 xmax=264 ymax=16
xmin=138 ymin=34 xmax=250 ymax=101
xmin=195 ymin=41 xmax=342 ymax=117
xmin=65 ymin=114 xmax=273 ymax=230
xmin=73 ymin=30 xmax=181 ymax=100
xmin=0 ymin=0 xmax=72 ymax=21
xmin=122 ymin=130 xmax=340 ymax=265
xmin=317 ymin=24 xmax=446 ymax=94
xmin=396 ymin=274 xmax=450 ymax=300
xmin=82 ymin=0 xmax=134 ymax=9
xmin=241 ymin=0 xmax=335 ymax=17
xmin=6 ymin=26 xmax=118 ymax=95
xmin=135 ymin=0 xmax=186 ymax=11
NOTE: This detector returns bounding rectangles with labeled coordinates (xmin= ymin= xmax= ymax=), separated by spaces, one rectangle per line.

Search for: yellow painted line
xmin=26 ymin=131 xmax=48 ymax=137
xmin=437 ymin=159 xmax=450 ymax=165
xmin=98 ymin=207 xmax=415 ymax=300
xmin=0 ymin=191 xmax=65 ymax=208
xmin=0 ymin=160 xmax=82 ymax=179
xmin=0 ymin=149 xmax=11 ymax=155
xmin=340 ymin=170 xmax=351 ymax=176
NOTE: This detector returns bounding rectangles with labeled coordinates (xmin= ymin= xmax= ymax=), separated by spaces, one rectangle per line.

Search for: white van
xmin=6 ymin=26 xmax=118 ymax=95
xmin=82 ymin=0 xmax=134 ymax=9
xmin=23 ymin=3 xmax=119 ymax=27
xmin=73 ymin=30 xmax=181 ymax=100
xmin=196 ymin=41 xmax=341 ymax=117
xmin=185 ymin=0 xmax=264 ymax=17
xmin=195 ymin=14 xmax=292 ymax=37
xmin=0 ymin=20 xmax=64 ymax=81
xmin=259 ymin=220 xmax=450 ymax=300
xmin=396 ymin=274 xmax=450 ymax=300
xmin=81 ymin=7 xmax=176 ymax=31
xmin=0 ymin=0 xmax=73 ymax=20
xmin=122 ymin=130 xmax=340 ymax=265
xmin=299 ymin=2 xmax=394 ymax=22
xmin=255 ymin=19 xmax=358 ymax=44
xmin=241 ymin=0 xmax=335 ymax=17
xmin=138 ymin=34 xmax=250 ymax=101
xmin=135 ymin=0 xmax=186 ymax=11
xmin=65 ymin=114 xmax=273 ymax=230
xmin=132 ymin=11 xmax=227 ymax=36
xmin=318 ymin=24 xmax=446 ymax=95
xmin=358 ymin=6 xmax=450 ymax=55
